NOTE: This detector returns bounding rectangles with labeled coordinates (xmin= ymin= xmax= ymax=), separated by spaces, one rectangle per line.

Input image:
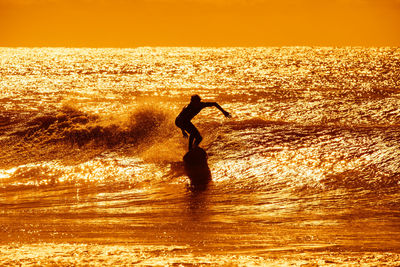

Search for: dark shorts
xmin=175 ymin=118 xmax=201 ymax=138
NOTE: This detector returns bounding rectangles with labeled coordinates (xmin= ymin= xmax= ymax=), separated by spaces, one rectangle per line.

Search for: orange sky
xmin=1 ymin=0 xmax=399 ymax=47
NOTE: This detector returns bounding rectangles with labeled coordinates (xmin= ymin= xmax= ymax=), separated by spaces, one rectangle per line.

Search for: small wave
xmin=321 ymin=169 xmax=400 ymax=191
xmin=216 ymin=118 xmax=290 ymax=131
xmin=206 ymin=118 xmax=400 ymax=193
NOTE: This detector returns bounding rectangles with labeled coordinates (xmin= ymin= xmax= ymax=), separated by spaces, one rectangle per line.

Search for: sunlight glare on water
xmin=0 ymin=47 xmax=399 ymax=265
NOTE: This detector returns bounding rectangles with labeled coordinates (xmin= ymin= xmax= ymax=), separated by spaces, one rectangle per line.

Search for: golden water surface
xmin=0 ymin=47 xmax=400 ymax=265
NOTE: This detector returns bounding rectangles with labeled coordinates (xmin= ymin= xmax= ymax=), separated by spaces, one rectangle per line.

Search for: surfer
xmin=175 ymin=95 xmax=231 ymax=151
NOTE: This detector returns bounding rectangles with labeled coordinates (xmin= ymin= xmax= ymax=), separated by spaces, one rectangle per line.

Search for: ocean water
xmin=0 ymin=47 xmax=400 ymax=265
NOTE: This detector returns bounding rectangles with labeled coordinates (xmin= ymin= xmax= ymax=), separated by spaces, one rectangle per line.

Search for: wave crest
xmin=12 ymin=104 xmax=174 ymax=148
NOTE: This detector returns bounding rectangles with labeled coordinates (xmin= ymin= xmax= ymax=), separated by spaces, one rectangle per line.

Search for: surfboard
xmin=183 ymin=147 xmax=211 ymax=188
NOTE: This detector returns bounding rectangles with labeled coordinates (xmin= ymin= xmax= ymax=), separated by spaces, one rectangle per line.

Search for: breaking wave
xmin=12 ymin=104 xmax=175 ymax=147
xmin=0 ymin=104 xmax=180 ymax=169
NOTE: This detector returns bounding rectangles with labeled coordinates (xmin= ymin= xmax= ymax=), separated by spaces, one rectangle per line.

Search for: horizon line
xmin=1 ymin=45 xmax=399 ymax=49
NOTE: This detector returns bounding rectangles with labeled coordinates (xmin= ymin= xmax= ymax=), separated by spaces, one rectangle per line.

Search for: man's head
xmin=191 ymin=94 xmax=201 ymax=103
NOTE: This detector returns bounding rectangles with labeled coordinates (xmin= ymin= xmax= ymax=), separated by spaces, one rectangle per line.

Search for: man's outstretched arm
xmin=203 ymin=102 xmax=231 ymax=118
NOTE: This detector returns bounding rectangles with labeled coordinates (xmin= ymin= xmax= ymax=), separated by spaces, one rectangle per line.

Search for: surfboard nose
xmin=183 ymin=147 xmax=207 ymax=164
xmin=183 ymin=147 xmax=211 ymax=188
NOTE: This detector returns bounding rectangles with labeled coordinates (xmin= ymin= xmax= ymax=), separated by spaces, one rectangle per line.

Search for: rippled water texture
xmin=1 ymin=47 xmax=400 ymax=265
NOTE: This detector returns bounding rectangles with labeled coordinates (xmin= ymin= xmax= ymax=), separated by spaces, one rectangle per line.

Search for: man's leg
xmin=186 ymin=122 xmax=202 ymax=150
xmin=189 ymin=135 xmax=195 ymax=151
xmin=193 ymin=133 xmax=203 ymax=148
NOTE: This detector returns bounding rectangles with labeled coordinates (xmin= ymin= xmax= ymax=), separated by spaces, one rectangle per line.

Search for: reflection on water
xmin=1 ymin=182 xmax=399 ymax=264
xmin=0 ymin=47 xmax=400 ymax=265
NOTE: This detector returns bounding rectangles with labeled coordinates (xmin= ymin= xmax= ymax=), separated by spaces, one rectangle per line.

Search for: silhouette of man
xmin=175 ymin=95 xmax=231 ymax=151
